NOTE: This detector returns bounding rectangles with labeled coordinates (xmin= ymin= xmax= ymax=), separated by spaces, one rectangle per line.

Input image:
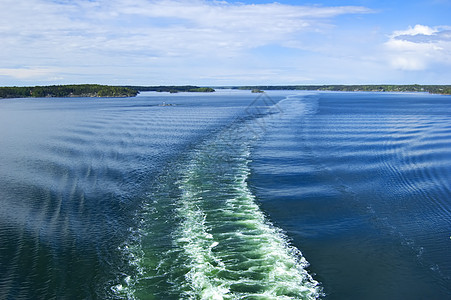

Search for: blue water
xmin=0 ymin=91 xmax=449 ymax=299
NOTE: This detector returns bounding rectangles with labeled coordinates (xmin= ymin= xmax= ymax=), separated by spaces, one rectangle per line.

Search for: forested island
xmin=0 ymin=85 xmax=216 ymax=98
xmin=0 ymin=84 xmax=139 ymax=98
xmin=125 ymin=85 xmax=215 ymax=93
xmin=230 ymin=85 xmax=451 ymax=95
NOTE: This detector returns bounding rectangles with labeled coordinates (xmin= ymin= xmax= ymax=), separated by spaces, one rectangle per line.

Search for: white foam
xmin=173 ymin=135 xmax=321 ymax=299
xmin=120 ymin=94 xmax=322 ymax=299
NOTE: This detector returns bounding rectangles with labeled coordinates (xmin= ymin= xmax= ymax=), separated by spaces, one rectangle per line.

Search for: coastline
xmin=0 ymin=85 xmax=216 ymax=99
xmin=1 ymin=84 xmax=450 ymax=99
xmin=225 ymin=84 xmax=451 ymax=95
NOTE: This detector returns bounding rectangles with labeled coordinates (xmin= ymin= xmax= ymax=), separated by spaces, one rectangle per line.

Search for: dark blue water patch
xmin=249 ymin=92 xmax=451 ymax=299
xmin=315 ymin=92 xmax=451 ymax=116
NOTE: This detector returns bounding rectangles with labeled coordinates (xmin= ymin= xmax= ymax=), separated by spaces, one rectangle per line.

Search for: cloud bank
xmin=385 ymin=24 xmax=451 ymax=71
xmin=0 ymin=0 xmax=372 ymax=84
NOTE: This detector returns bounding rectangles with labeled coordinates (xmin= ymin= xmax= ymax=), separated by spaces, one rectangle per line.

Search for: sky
xmin=0 ymin=0 xmax=450 ymax=86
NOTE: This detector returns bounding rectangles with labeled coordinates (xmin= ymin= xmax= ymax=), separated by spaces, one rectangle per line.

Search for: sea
xmin=0 ymin=90 xmax=450 ymax=299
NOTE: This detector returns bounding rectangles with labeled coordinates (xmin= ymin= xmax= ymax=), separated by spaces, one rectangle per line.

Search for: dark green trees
xmin=0 ymin=85 xmax=139 ymax=99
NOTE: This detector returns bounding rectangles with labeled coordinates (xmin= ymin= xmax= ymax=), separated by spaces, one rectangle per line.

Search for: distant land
xmin=225 ymin=85 xmax=451 ymax=95
xmin=0 ymin=85 xmax=138 ymax=98
xmin=1 ymin=84 xmax=450 ymax=99
xmin=124 ymin=85 xmax=215 ymax=93
xmin=0 ymin=85 xmax=213 ymax=99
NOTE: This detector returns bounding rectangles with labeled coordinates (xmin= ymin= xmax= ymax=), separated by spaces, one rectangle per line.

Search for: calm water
xmin=0 ymin=91 xmax=449 ymax=299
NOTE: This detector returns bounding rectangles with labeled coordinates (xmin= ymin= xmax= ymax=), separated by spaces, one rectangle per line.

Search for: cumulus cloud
xmin=385 ymin=24 xmax=451 ymax=70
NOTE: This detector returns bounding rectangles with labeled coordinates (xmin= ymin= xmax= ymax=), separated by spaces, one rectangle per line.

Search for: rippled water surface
xmin=0 ymin=91 xmax=449 ymax=299
xmin=249 ymin=92 xmax=451 ymax=299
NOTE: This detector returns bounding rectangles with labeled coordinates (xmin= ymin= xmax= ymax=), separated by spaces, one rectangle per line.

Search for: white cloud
xmin=83 ymin=1 xmax=370 ymax=57
xmin=0 ymin=0 xmax=373 ymax=84
xmin=0 ymin=1 xmax=371 ymax=56
xmin=392 ymin=24 xmax=438 ymax=36
xmin=385 ymin=25 xmax=451 ymax=71
xmin=0 ymin=68 xmax=59 ymax=79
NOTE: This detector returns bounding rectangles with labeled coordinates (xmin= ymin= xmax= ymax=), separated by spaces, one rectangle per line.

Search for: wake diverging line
xmin=175 ymin=145 xmax=320 ymax=299
xmin=173 ymin=96 xmax=321 ymax=299
xmin=115 ymin=93 xmax=321 ymax=299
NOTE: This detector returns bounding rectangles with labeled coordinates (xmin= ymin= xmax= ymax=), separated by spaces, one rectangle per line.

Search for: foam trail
xmin=173 ymin=108 xmax=321 ymax=299
xmin=119 ymin=93 xmax=321 ymax=299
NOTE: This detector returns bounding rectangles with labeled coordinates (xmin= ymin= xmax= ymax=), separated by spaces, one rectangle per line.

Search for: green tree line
xmin=126 ymin=85 xmax=215 ymax=93
xmin=0 ymin=84 xmax=139 ymax=98
xmin=232 ymin=85 xmax=451 ymax=95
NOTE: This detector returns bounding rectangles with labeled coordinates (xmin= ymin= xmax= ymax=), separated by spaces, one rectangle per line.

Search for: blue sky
xmin=0 ymin=0 xmax=450 ymax=86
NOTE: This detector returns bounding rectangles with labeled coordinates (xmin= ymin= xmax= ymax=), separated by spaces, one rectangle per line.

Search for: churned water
xmin=0 ymin=90 xmax=449 ymax=299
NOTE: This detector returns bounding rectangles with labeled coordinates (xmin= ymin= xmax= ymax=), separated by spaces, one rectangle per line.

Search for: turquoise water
xmin=0 ymin=91 xmax=449 ymax=299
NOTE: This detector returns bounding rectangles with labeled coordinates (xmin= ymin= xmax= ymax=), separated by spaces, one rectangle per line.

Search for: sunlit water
xmin=0 ymin=91 xmax=449 ymax=299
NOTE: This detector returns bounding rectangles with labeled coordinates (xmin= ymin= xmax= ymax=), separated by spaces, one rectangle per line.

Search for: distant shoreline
xmin=0 ymin=85 xmax=214 ymax=99
xmin=222 ymin=85 xmax=451 ymax=95
xmin=1 ymin=84 xmax=450 ymax=99
xmin=0 ymin=84 xmax=138 ymax=99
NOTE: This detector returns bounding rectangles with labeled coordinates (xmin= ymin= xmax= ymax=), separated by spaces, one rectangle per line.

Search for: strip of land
xmin=0 ymin=85 xmax=139 ymax=98
xmin=1 ymin=84 xmax=450 ymax=99
xmin=0 ymin=84 xmax=217 ymax=98
xmin=124 ymin=85 xmax=215 ymax=93
xmin=225 ymin=85 xmax=451 ymax=95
